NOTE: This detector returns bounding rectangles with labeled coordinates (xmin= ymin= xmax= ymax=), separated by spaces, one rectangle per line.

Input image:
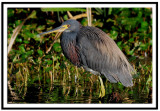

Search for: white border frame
xmin=2 ymin=2 xmax=157 ymax=109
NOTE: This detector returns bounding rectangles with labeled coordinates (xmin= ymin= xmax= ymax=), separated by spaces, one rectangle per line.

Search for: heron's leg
xmin=83 ymin=66 xmax=100 ymax=76
xmin=98 ymin=76 xmax=105 ymax=98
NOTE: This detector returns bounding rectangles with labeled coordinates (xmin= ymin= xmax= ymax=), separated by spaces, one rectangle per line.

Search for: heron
xmin=39 ymin=19 xmax=135 ymax=98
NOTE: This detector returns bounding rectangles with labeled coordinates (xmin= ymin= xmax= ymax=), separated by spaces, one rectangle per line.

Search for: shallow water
xmin=8 ymin=81 xmax=152 ymax=103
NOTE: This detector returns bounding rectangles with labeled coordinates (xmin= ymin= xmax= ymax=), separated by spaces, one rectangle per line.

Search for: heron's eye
xmin=67 ymin=25 xmax=70 ymax=27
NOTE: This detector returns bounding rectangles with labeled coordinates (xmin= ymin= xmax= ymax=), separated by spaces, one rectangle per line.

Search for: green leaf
xmin=140 ymin=43 xmax=148 ymax=51
xmin=94 ymin=8 xmax=103 ymax=15
xmin=92 ymin=19 xmax=103 ymax=27
xmin=118 ymin=82 xmax=124 ymax=89
xmin=121 ymin=33 xmax=127 ymax=38
xmin=45 ymin=55 xmax=53 ymax=59
xmin=108 ymin=8 xmax=112 ymax=15
xmin=46 ymin=60 xmax=53 ymax=65
xmin=15 ymin=20 xmax=22 ymax=26
xmin=8 ymin=9 xmax=14 ymax=18
xmin=55 ymin=63 xmax=60 ymax=69
xmin=26 ymin=50 xmax=33 ymax=56
xmin=128 ymin=49 xmax=134 ymax=55
xmin=19 ymin=45 xmax=25 ymax=53
xmin=16 ymin=9 xmax=28 ymax=14
xmin=63 ymin=15 xmax=68 ymax=20
xmin=16 ymin=38 xmax=22 ymax=43
xmin=86 ymin=73 xmax=92 ymax=77
xmin=21 ymin=53 xmax=28 ymax=59
xmin=37 ymin=25 xmax=46 ymax=31
xmin=53 ymin=56 xmax=60 ymax=61
xmin=110 ymin=30 xmax=118 ymax=40
xmin=128 ymin=90 xmax=134 ymax=94
xmin=27 ymin=10 xmax=37 ymax=19
xmin=129 ymin=56 xmax=136 ymax=61
xmin=146 ymin=74 xmax=152 ymax=85
xmin=117 ymin=41 xmax=122 ymax=46
xmin=133 ymin=33 xmax=138 ymax=38
xmin=125 ymin=25 xmax=131 ymax=31
xmin=24 ymin=31 xmax=34 ymax=38
xmin=24 ymin=40 xmax=29 ymax=44
xmin=149 ymin=40 xmax=152 ymax=45
xmin=47 ymin=20 xmax=55 ymax=25
xmin=46 ymin=67 xmax=52 ymax=72
xmin=106 ymin=18 xmax=116 ymax=25
xmin=53 ymin=42 xmax=62 ymax=52
xmin=41 ymin=8 xmax=86 ymax=12
xmin=81 ymin=18 xmax=88 ymax=26
xmin=141 ymin=21 xmax=148 ymax=29
xmin=129 ymin=38 xmax=134 ymax=42
xmin=138 ymin=11 xmax=143 ymax=17
xmin=37 ymin=49 xmax=43 ymax=57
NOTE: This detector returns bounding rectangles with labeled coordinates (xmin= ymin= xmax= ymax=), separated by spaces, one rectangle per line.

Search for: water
xmin=8 ymin=58 xmax=152 ymax=103
xmin=8 ymin=81 xmax=152 ymax=103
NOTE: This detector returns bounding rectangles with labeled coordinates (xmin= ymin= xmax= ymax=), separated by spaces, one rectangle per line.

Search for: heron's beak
xmin=38 ymin=25 xmax=69 ymax=36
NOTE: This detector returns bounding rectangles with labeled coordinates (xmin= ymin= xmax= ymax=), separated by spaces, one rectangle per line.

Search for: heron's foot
xmin=98 ymin=76 xmax=105 ymax=98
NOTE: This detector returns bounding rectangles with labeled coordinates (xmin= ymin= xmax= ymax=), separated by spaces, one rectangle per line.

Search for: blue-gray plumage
xmin=39 ymin=19 xmax=135 ymax=87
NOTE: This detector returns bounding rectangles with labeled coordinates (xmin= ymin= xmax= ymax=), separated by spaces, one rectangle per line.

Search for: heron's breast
xmin=67 ymin=43 xmax=80 ymax=66
xmin=61 ymin=39 xmax=81 ymax=66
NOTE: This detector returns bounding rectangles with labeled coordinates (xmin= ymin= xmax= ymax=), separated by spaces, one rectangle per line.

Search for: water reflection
xmin=8 ymin=82 xmax=152 ymax=103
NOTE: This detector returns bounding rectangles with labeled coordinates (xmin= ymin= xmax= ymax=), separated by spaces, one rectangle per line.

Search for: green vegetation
xmin=8 ymin=8 xmax=152 ymax=103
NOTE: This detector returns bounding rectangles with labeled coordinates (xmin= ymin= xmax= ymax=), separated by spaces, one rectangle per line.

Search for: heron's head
xmin=38 ymin=19 xmax=81 ymax=36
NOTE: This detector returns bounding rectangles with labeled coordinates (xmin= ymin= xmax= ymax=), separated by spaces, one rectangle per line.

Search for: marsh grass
xmin=8 ymin=56 xmax=152 ymax=103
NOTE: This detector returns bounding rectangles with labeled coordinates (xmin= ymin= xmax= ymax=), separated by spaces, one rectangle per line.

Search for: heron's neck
xmin=62 ymin=31 xmax=77 ymax=42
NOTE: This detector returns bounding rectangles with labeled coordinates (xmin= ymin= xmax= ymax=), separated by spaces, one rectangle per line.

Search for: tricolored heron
xmin=39 ymin=19 xmax=135 ymax=98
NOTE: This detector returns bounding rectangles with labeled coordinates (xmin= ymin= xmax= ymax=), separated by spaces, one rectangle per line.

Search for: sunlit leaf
xmin=19 ymin=45 xmax=25 ymax=53
xmin=110 ymin=30 xmax=118 ymax=40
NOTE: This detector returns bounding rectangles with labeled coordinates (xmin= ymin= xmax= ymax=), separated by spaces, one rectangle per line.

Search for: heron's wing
xmin=77 ymin=26 xmax=134 ymax=87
